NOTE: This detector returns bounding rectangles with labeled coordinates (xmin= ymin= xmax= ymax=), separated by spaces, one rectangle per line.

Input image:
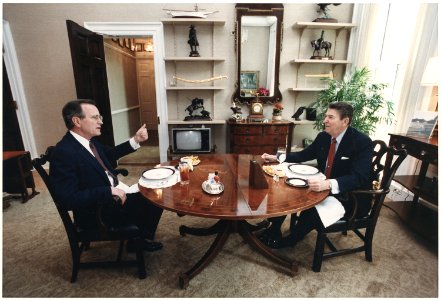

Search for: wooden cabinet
xmin=228 ymin=121 xmax=294 ymax=155
xmin=385 ymin=133 xmax=438 ymax=243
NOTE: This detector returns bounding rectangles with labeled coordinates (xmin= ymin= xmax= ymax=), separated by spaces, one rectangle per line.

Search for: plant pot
xmin=272 ymin=115 xmax=282 ymax=121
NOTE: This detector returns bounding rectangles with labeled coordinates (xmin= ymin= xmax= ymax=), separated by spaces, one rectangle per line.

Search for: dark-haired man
xmin=50 ymin=99 xmax=163 ymax=252
xmin=260 ymin=102 xmax=373 ymax=249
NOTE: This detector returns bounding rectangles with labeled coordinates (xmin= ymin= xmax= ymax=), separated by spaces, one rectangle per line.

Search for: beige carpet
xmin=2 ymin=167 xmax=438 ymax=297
xmin=117 ymin=146 xmax=160 ymax=165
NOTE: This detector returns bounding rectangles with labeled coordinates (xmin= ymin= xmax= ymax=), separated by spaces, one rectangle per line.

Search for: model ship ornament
xmin=164 ymin=4 xmax=218 ymax=19
xmin=313 ymin=3 xmax=341 ymax=23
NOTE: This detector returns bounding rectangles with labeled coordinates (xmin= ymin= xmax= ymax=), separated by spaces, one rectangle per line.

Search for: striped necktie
xmin=325 ymin=138 xmax=337 ymax=179
xmin=89 ymin=141 xmax=119 ymax=187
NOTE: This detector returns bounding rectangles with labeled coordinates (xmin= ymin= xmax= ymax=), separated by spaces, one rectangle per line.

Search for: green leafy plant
xmin=309 ymin=67 xmax=394 ymax=136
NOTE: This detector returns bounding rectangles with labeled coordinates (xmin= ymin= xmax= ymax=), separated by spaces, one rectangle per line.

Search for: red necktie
xmin=89 ymin=142 xmax=119 ymax=187
xmin=325 ymin=138 xmax=337 ymax=179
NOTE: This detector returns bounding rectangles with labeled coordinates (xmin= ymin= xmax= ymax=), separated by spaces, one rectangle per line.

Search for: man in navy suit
xmin=50 ymin=99 xmax=163 ymax=252
xmin=260 ymin=102 xmax=373 ymax=249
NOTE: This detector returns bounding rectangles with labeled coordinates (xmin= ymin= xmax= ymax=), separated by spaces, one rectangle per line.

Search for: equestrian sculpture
xmin=311 ymin=30 xmax=332 ymax=59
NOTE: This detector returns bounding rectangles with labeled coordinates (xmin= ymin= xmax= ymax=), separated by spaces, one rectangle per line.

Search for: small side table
xmin=3 ymin=151 xmax=39 ymax=203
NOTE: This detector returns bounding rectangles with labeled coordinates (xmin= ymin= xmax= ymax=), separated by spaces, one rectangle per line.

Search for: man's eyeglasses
xmin=90 ymin=115 xmax=103 ymax=121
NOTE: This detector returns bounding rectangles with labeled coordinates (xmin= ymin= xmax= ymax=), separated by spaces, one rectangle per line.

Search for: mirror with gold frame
xmin=233 ymin=4 xmax=284 ymax=105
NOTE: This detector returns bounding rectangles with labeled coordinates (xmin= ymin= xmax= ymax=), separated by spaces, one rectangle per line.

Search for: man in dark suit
xmin=50 ymin=99 xmax=163 ymax=252
xmin=260 ymin=102 xmax=373 ymax=249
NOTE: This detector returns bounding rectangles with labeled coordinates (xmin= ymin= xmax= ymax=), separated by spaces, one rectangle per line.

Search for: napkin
xmin=314 ymin=196 xmax=345 ymax=227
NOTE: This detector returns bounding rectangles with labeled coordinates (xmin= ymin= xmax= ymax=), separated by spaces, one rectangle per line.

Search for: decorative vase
xmin=272 ymin=114 xmax=282 ymax=121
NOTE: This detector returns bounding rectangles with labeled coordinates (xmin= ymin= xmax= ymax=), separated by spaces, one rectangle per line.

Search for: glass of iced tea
xmin=179 ymin=162 xmax=190 ymax=185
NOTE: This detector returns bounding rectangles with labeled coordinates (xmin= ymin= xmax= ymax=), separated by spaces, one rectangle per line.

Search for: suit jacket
xmin=49 ymin=132 xmax=135 ymax=227
xmin=285 ymin=126 xmax=373 ymax=215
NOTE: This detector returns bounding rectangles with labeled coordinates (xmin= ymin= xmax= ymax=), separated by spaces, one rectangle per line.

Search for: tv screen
xmin=172 ymin=128 xmax=211 ymax=153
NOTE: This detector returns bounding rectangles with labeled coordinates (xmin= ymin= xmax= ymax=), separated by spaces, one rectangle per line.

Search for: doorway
xmin=102 ymin=37 xmax=160 ymax=165
xmin=84 ymin=22 xmax=169 ymax=163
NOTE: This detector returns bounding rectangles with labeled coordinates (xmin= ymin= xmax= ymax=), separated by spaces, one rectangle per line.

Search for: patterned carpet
xmin=2 ymin=167 xmax=438 ymax=297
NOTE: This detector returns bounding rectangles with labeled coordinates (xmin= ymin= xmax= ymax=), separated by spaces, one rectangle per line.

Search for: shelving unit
xmin=289 ymin=20 xmax=356 ymax=127
xmin=162 ymin=18 xmax=227 ymax=155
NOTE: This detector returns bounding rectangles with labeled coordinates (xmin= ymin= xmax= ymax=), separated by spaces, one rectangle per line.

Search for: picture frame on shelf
xmin=240 ymin=71 xmax=259 ymax=96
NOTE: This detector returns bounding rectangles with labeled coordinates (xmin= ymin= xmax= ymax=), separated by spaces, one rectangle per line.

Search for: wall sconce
xmin=421 ymin=56 xmax=439 ymax=86
xmin=145 ymin=42 xmax=153 ymax=52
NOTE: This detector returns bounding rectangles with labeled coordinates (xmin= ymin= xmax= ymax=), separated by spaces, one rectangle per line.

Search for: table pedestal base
xmin=178 ymin=220 xmax=298 ymax=289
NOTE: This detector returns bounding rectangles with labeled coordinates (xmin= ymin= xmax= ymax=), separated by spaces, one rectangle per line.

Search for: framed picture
xmin=406 ymin=111 xmax=438 ymax=138
xmin=240 ymin=71 xmax=259 ymax=95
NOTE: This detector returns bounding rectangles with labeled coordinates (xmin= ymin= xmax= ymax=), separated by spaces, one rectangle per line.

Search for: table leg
xmin=238 ymin=220 xmax=298 ymax=277
xmin=179 ymin=220 xmax=224 ymax=237
xmin=179 ymin=219 xmax=269 ymax=237
xmin=179 ymin=220 xmax=231 ymax=289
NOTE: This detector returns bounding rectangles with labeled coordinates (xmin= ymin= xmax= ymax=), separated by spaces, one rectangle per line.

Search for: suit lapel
xmin=65 ymin=133 xmax=110 ymax=182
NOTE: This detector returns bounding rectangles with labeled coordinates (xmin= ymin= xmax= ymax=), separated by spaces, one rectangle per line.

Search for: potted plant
xmin=272 ymin=102 xmax=284 ymax=120
xmin=309 ymin=67 xmax=394 ymax=136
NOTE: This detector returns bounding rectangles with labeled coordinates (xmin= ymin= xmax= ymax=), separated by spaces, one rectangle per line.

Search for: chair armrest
xmin=115 ymin=168 xmax=129 ymax=177
xmin=345 ymin=188 xmax=390 ymax=225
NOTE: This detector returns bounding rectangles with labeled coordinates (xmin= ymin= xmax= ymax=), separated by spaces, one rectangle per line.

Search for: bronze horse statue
xmin=311 ymin=30 xmax=332 ymax=57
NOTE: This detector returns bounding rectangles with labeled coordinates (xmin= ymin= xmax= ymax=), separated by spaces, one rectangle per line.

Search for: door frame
xmin=84 ymin=22 xmax=169 ymax=162
xmin=3 ymin=20 xmax=38 ymax=158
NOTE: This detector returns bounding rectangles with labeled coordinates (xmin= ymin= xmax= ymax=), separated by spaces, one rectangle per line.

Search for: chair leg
xmin=312 ymin=232 xmax=326 ymax=272
xmin=365 ymin=229 xmax=373 ymax=262
xmin=135 ymin=239 xmax=147 ymax=279
xmin=116 ymin=240 xmax=124 ymax=262
xmin=70 ymin=249 xmax=81 ymax=283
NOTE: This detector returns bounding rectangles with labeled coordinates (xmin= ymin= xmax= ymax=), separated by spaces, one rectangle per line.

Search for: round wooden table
xmin=139 ymin=154 xmax=328 ymax=289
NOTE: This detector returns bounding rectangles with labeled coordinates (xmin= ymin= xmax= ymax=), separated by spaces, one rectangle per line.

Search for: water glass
xmin=179 ymin=162 xmax=190 ymax=185
xmin=276 ymin=147 xmax=286 ymax=163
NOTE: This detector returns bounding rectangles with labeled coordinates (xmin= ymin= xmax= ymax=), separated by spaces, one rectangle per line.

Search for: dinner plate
xmin=202 ymin=181 xmax=224 ymax=195
xmin=285 ymin=177 xmax=309 ymax=188
xmin=288 ymin=164 xmax=319 ymax=175
xmin=142 ymin=167 xmax=175 ymax=180
xmin=262 ymin=165 xmax=285 ymax=177
xmin=181 ymin=156 xmax=201 ymax=166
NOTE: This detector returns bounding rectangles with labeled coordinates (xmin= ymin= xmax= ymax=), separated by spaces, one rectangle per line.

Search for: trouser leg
xmin=266 ymin=215 xmax=286 ymax=237
xmin=124 ymin=193 xmax=163 ymax=240
xmin=290 ymin=207 xmax=324 ymax=243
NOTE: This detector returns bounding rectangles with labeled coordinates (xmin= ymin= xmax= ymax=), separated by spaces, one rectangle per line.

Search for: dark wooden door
xmin=66 ymin=20 xmax=114 ymax=146
xmin=3 ymin=60 xmax=24 ymax=151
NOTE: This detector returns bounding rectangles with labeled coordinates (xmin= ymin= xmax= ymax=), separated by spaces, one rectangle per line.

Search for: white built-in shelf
xmin=164 ymin=57 xmax=225 ymax=62
xmin=168 ymin=120 xmax=226 ymax=125
xmin=293 ymin=22 xmax=356 ymax=30
xmin=166 ymin=86 xmax=225 ymax=91
xmin=293 ymin=120 xmax=315 ymax=125
xmin=289 ymin=87 xmax=325 ymax=92
xmin=161 ymin=18 xmax=225 ymax=25
xmin=291 ymin=59 xmax=351 ymax=64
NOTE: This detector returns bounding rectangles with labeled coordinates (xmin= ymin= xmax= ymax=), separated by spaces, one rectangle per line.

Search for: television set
xmin=172 ymin=128 xmax=212 ymax=153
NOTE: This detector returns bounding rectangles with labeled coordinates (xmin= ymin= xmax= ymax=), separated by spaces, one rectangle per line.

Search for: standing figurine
xmin=188 ymin=25 xmax=200 ymax=57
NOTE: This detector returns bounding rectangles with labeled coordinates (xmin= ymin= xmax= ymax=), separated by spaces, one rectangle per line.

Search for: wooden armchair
xmin=32 ymin=146 xmax=146 ymax=282
xmin=312 ymin=140 xmax=407 ymax=272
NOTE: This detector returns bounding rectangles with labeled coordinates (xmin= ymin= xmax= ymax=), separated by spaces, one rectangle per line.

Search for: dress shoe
xmin=126 ymin=239 xmax=163 ymax=253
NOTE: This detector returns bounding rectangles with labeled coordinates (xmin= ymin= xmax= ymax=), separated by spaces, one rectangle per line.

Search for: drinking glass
xmin=276 ymin=147 xmax=286 ymax=163
xmin=179 ymin=162 xmax=190 ymax=185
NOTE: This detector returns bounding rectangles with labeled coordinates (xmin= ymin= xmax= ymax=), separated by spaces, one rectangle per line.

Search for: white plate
xmin=142 ymin=167 xmax=175 ymax=180
xmin=288 ymin=164 xmax=319 ymax=175
xmin=201 ymin=180 xmax=224 ymax=195
xmin=285 ymin=177 xmax=309 ymax=188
